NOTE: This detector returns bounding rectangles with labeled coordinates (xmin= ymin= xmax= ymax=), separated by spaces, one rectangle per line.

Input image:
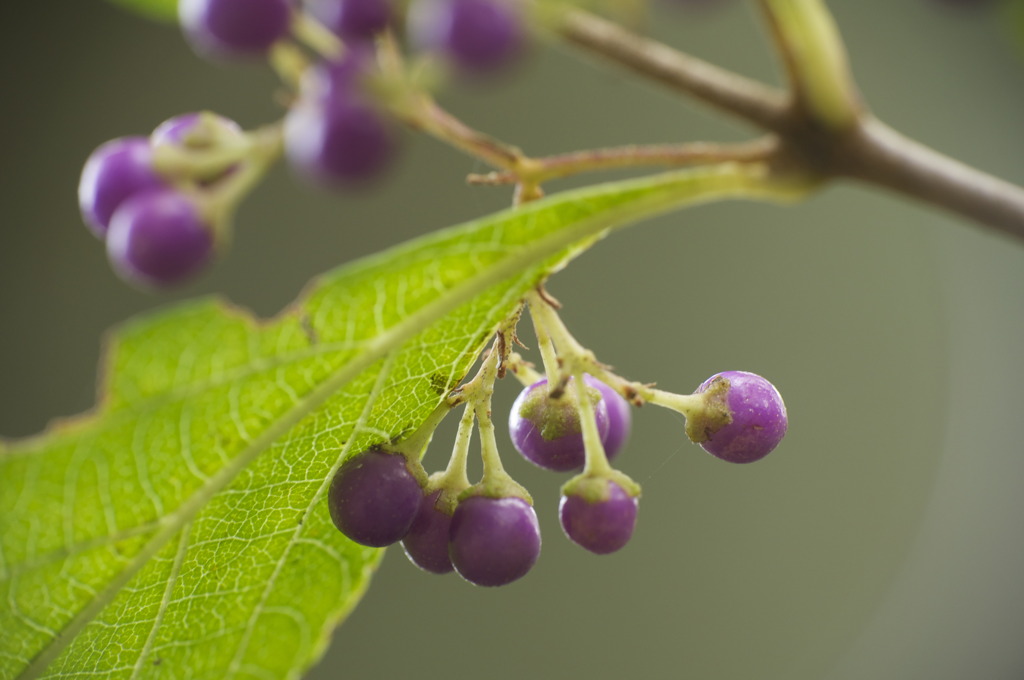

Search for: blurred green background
xmin=2 ymin=1 xmax=1023 ymax=678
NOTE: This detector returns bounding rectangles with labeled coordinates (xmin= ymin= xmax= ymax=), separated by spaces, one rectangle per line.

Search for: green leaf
xmin=0 ymin=164 xmax=801 ymax=680
xmin=107 ymin=0 xmax=178 ymax=23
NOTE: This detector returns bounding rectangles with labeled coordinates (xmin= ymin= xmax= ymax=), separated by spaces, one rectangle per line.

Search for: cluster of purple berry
xmin=78 ymin=113 xmax=246 ymax=287
xmin=328 ymin=449 xmax=542 ymax=587
xmin=180 ymin=0 xmax=524 ymax=69
xmin=326 ymin=362 xmax=787 ymax=587
xmin=79 ymin=0 xmax=527 ymax=287
xmin=509 ymin=375 xmax=639 ymax=554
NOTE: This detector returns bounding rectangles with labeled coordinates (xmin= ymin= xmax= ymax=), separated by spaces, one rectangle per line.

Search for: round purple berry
xmin=308 ymin=0 xmax=392 ymax=41
xmin=179 ymin=0 xmax=292 ymax=58
xmin=78 ymin=137 xmax=165 ymax=238
xmin=105 ymin=190 xmax=213 ymax=287
xmin=151 ymin=112 xmax=242 ymax=148
xmin=591 ymin=380 xmax=631 ymax=462
xmin=284 ymin=98 xmax=394 ymax=186
xmin=401 ymin=490 xmax=455 ymax=574
xmin=559 ymin=480 xmax=638 ymax=555
xmin=695 ymin=371 xmax=788 ymax=464
xmin=509 ymin=376 xmax=610 ymax=472
xmin=449 ymin=495 xmax=540 ymax=587
xmin=327 ymin=450 xmax=424 ymax=547
xmin=297 ymin=50 xmax=374 ymax=104
xmin=409 ymin=0 xmax=524 ymax=73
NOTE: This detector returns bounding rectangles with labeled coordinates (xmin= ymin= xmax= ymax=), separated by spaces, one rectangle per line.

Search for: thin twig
xmin=555 ymin=6 xmax=1024 ymax=239
xmin=557 ymin=8 xmax=792 ymax=132
xmin=468 ymin=138 xmax=777 ymax=185
xmin=838 ymin=118 xmax=1024 ymax=240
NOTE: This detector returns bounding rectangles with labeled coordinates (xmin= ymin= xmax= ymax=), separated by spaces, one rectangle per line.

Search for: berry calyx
xmin=327 ymin=449 xmax=425 ymax=547
xmin=692 ymin=371 xmax=788 ymax=464
xmin=508 ymin=375 xmax=610 ymax=472
xmin=408 ymin=0 xmax=524 ymax=73
xmin=151 ymin=111 xmax=243 ymax=149
xmin=448 ymin=494 xmax=541 ymax=586
xmin=401 ymin=489 xmax=456 ymax=574
xmin=105 ymin=190 xmax=214 ymax=287
xmin=78 ymin=137 xmax=165 ymax=238
xmin=179 ymin=0 xmax=292 ymax=58
xmin=559 ymin=478 xmax=638 ymax=555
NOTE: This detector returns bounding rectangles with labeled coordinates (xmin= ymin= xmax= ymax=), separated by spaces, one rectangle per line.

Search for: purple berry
xmin=401 ymin=490 xmax=455 ymax=574
xmin=449 ymin=495 xmax=541 ymax=586
xmin=308 ymin=0 xmax=392 ymax=41
xmin=78 ymin=137 xmax=165 ymax=238
xmin=327 ymin=450 xmax=423 ymax=547
xmin=591 ymin=380 xmax=631 ymax=462
xmin=695 ymin=371 xmax=787 ymax=464
xmin=508 ymin=376 xmax=610 ymax=472
xmin=151 ymin=112 xmax=242 ymax=148
xmin=409 ymin=0 xmax=524 ymax=73
xmin=105 ymin=190 xmax=213 ymax=287
xmin=284 ymin=98 xmax=394 ymax=186
xmin=179 ymin=0 xmax=292 ymax=58
xmin=297 ymin=50 xmax=374 ymax=104
xmin=559 ymin=480 xmax=638 ymax=555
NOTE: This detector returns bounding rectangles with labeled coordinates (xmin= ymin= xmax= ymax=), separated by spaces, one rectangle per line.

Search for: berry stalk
xmin=570 ymin=368 xmax=612 ymax=477
xmin=471 ymin=345 xmax=530 ymax=501
xmin=433 ymin=403 xmax=475 ymax=493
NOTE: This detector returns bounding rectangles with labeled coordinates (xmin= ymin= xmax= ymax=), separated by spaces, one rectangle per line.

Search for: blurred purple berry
xmin=409 ymin=0 xmax=524 ymax=73
xmin=401 ymin=490 xmax=455 ymax=574
xmin=559 ymin=481 xmax=638 ymax=555
xmin=308 ymin=0 xmax=392 ymax=41
xmin=284 ymin=98 xmax=394 ymax=186
xmin=509 ymin=376 xmax=610 ymax=472
xmin=449 ymin=496 xmax=540 ymax=586
xmin=327 ymin=450 xmax=423 ymax=547
xmin=298 ymin=49 xmax=374 ymax=104
xmin=592 ymin=380 xmax=631 ymax=462
xmin=696 ymin=371 xmax=787 ymax=464
xmin=179 ymin=0 xmax=292 ymax=58
xmin=105 ymin=190 xmax=213 ymax=287
xmin=151 ymin=112 xmax=242 ymax=148
xmin=78 ymin=137 xmax=165 ymax=238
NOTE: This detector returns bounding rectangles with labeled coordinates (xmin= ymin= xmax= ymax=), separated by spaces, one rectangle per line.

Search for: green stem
xmin=432 ymin=405 xmax=474 ymax=492
xmin=474 ymin=399 xmax=510 ymax=490
xmin=203 ymin=125 xmax=284 ymax=244
xmin=642 ymin=387 xmax=704 ymax=419
xmin=572 ymin=369 xmax=612 ymax=477
xmin=469 ymin=347 xmax=506 ymax=483
xmin=506 ymin=352 xmax=543 ymax=386
xmin=759 ymin=0 xmax=860 ymax=130
xmin=268 ymin=41 xmax=311 ymax=89
xmin=531 ymin=301 xmax=562 ymax=381
xmin=290 ymin=10 xmax=343 ymax=59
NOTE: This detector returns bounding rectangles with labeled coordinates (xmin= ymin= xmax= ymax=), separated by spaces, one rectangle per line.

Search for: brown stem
xmin=376 ymin=30 xmax=533 ymax=176
xmin=838 ymin=118 xmax=1024 ymax=240
xmin=557 ymin=8 xmax=792 ymax=132
xmin=406 ymin=96 xmax=527 ymax=171
xmin=556 ymin=8 xmax=1024 ymax=240
xmin=468 ymin=138 xmax=777 ymax=185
